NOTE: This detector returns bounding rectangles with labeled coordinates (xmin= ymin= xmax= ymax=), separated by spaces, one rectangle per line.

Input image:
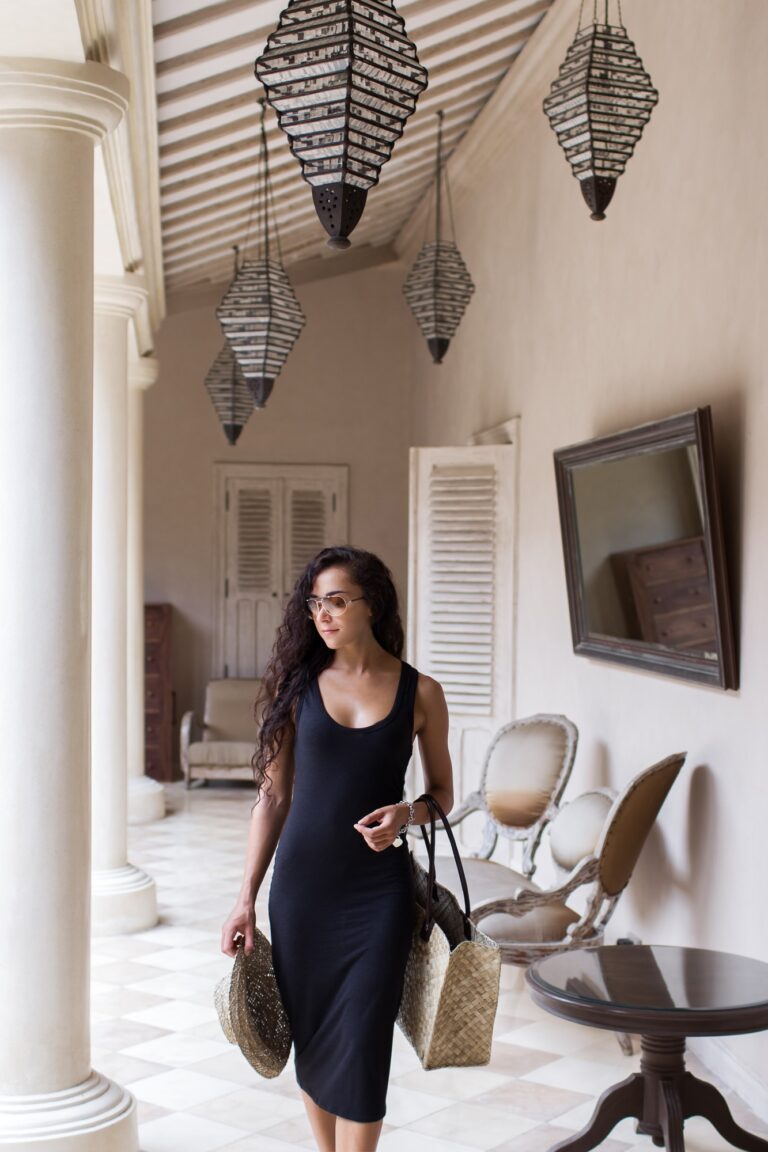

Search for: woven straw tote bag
xmin=396 ymin=793 xmax=501 ymax=1070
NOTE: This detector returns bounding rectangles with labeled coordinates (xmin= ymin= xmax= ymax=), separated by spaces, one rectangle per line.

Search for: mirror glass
xmin=572 ymin=445 xmax=715 ymax=657
xmin=554 ymin=408 xmax=737 ymax=689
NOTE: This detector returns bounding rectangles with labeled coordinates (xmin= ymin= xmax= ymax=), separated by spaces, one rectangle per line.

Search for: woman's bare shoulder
xmin=413 ymin=670 xmax=447 ymax=731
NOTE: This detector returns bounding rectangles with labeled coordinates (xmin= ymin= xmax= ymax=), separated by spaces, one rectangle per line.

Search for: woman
xmin=221 ymin=545 xmax=453 ymax=1152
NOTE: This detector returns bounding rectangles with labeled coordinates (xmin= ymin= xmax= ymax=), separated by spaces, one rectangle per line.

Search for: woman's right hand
xmin=221 ymin=898 xmax=256 ymax=957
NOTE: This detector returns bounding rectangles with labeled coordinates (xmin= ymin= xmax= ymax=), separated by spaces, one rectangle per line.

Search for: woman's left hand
xmin=353 ymin=805 xmax=404 ymax=851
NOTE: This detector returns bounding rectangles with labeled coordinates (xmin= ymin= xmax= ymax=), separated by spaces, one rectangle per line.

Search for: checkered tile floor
xmin=91 ymin=782 xmax=767 ymax=1152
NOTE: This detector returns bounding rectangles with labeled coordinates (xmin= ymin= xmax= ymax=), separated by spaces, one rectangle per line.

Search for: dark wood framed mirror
xmin=553 ymin=407 xmax=738 ymax=689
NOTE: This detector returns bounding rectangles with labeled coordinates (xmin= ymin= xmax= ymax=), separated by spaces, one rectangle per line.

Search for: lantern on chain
xmin=204 ymin=343 xmax=254 ymax=446
xmin=403 ymin=111 xmax=475 ymax=365
xmin=543 ymin=0 xmax=659 ymax=220
xmin=216 ymin=100 xmax=305 ymax=410
xmin=255 ymin=0 xmax=428 ymax=250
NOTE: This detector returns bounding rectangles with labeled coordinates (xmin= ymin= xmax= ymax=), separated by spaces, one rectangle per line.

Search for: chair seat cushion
xmin=188 ymin=741 xmax=255 ymax=768
xmin=424 ymin=852 xmax=579 ymax=945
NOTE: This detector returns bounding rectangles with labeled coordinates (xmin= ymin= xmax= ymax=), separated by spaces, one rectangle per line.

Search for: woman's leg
xmin=301 ymin=1089 xmax=337 ymax=1152
xmin=335 ymin=1116 xmax=384 ymax=1152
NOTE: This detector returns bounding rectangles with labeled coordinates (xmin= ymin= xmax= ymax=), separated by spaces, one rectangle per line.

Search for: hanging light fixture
xmin=543 ymin=0 xmax=659 ymax=221
xmin=204 ymin=343 xmax=254 ymax=446
xmin=216 ymin=101 xmax=305 ymax=405
xmin=403 ymin=111 xmax=475 ymax=365
xmin=254 ymin=0 xmax=428 ymax=250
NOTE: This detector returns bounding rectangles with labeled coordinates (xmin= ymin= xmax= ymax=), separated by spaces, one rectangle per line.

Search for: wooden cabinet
xmin=611 ymin=536 xmax=716 ymax=654
xmin=144 ymin=603 xmax=177 ymax=781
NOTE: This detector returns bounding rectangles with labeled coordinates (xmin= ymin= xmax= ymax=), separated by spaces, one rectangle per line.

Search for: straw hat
xmin=214 ymin=930 xmax=292 ymax=1078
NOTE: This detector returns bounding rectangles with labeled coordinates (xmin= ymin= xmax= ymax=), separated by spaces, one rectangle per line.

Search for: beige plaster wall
xmin=144 ymin=264 xmax=413 ymax=750
xmin=402 ymin=0 xmax=768 ymax=1100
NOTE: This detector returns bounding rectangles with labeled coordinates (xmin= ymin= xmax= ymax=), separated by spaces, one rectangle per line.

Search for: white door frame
xmin=212 ymin=461 xmax=349 ymax=677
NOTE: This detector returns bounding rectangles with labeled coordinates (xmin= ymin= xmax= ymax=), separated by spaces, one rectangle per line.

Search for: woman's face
xmin=309 ymin=565 xmax=372 ymax=648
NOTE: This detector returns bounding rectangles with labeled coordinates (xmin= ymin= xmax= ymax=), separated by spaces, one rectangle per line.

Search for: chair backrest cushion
xmin=548 ymin=790 xmax=615 ymax=872
xmin=597 ymin=753 xmax=686 ymax=896
xmin=483 ymin=715 xmax=577 ymax=828
xmin=203 ymin=679 xmax=262 ymax=743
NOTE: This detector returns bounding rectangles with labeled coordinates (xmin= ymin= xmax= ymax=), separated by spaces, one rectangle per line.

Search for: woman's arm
xmin=408 ymin=673 xmax=454 ymax=825
xmin=220 ymin=718 xmax=295 ymax=956
xmin=354 ymin=673 xmax=453 ymax=851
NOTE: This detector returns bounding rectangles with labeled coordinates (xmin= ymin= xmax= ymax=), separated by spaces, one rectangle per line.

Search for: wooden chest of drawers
xmin=145 ymin=603 xmax=177 ymax=782
xmin=611 ymin=536 xmax=716 ymax=654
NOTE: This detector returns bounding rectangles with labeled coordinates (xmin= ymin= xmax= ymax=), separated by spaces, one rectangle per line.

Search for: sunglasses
xmin=306 ymin=593 xmax=365 ymax=618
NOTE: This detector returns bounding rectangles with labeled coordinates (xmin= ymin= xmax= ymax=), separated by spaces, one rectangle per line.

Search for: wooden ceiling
xmin=153 ymin=0 xmax=555 ymax=294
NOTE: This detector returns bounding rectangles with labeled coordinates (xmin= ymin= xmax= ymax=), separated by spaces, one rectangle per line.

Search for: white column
xmin=0 ymin=59 xmax=137 ymax=1150
xmin=91 ymin=278 xmax=158 ymax=934
xmin=127 ymin=357 xmax=165 ymax=824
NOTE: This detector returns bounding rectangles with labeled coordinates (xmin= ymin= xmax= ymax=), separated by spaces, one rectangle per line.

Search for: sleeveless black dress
xmin=268 ymin=660 xmax=418 ymax=1123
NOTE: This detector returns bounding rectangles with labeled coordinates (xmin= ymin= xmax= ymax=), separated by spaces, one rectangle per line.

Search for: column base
xmin=92 ymin=864 xmax=158 ymax=936
xmin=127 ymin=775 xmax=165 ymax=825
xmin=0 ymin=1070 xmax=137 ymax=1150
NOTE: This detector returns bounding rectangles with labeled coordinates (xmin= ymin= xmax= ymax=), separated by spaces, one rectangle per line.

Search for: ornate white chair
xmin=432 ymin=752 xmax=685 ymax=965
xmin=180 ymin=678 xmax=262 ymax=787
xmin=441 ymin=713 xmax=579 ymax=877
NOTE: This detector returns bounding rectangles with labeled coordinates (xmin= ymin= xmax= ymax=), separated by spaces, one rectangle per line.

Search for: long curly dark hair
xmin=252 ymin=545 xmax=404 ymax=799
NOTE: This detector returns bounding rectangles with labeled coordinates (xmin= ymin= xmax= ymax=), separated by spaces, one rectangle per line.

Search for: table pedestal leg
xmin=682 ymin=1071 xmax=768 ymax=1151
xmin=548 ymin=1035 xmax=768 ymax=1152
xmin=549 ymin=1074 xmax=644 ymax=1152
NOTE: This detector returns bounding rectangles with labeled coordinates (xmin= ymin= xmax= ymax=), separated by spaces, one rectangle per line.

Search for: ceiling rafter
xmin=163 ymin=145 xmax=455 ymax=270
xmin=152 ymin=0 xmax=555 ymax=291
xmin=159 ymin=72 xmax=488 ymax=182
xmin=154 ymin=0 xmax=258 ymax=41
xmin=162 ymin=128 xmax=472 ymax=249
xmin=156 ymin=0 xmax=546 ymax=80
xmin=157 ymin=10 xmax=534 ymax=169
xmin=158 ymin=33 xmax=528 ymax=196
xmin=161 ymin=92 xmax=485 ymax=249
xmin=160 ymin=62 xmax=506 ymax=225
xmin=163 ymin=150 xmax=445 ymax=270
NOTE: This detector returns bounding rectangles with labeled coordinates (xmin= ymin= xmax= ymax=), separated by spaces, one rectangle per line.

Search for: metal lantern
xmin=403 ymin=111 xmax=475 ymax=365
xmin=543 ymin=2 xmax=659 ymax=221
xmin=255 ymin=0 xmax=428 ymax=250
xmin=204 ymin=343 xmax=254 ymax=446
xmin=216 ymin=103 xmax=305 ymax=406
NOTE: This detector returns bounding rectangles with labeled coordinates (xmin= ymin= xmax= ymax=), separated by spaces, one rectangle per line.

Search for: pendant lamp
xmin=216 ymin=101 xmax=305 ymax=405
xmin=543 ymin=0 xmax=659 ymax=220
xmin=403 ymin=111 xmax=475 ymax=365
xmin=204 ymin=343 xmax=254 ymax=446
xmin=255 ymin=0 xmax=428 ymax=250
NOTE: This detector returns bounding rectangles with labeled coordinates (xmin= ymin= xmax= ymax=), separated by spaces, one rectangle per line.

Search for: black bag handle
xmin=414 ymin=793 xmax=473 ymax=941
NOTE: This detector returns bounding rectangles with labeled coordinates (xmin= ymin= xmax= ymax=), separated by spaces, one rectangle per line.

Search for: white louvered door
xmin=214 ymin=464 xmax=348 ymax=678
xmin=406 ymin=444 xmax=518 ymax=847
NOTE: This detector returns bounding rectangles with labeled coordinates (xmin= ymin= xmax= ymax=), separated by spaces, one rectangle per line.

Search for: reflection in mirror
xmin=554 ymin=408 xmax=737 ymax=689
xmin=573 ymin=446 xmax=714 ymax=656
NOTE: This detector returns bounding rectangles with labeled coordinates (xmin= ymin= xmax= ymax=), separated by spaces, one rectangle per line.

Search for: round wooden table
xmin=526 ymin=944 xmax=768 ymax=1152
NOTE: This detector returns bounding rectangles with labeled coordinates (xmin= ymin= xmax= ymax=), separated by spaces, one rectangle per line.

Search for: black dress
xmin=268 ymin=660 xmax=418 ymax=1123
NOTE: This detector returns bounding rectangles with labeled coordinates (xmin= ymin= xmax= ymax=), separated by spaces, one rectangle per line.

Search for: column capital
xmin=129 ymin=356 xmax=160 ymax=391
xmin=95 ymin=273 xmax=152 ymax=353
xmin=0 ymin=58 xmax=128 ymax=141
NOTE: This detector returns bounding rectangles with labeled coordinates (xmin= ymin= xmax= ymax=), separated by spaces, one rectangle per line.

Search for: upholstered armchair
xmin=180 ymin=678 xmax=262 ymax=787
xmin=433 ymin=753 xmax=685 ymax=965
xmin=438 ymin=713 xmax=579 ymax=876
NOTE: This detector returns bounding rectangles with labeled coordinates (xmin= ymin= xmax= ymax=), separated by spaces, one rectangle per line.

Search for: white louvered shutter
xmin=224 ymin=479 xmax=283 ymax=677
xmin=428 ymin=464 xmax=496 ymax=714
xmin=407 ymin=444 xmax=518 ymax=834
xmin=283 ymin=479 xmax=335 ymax=591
